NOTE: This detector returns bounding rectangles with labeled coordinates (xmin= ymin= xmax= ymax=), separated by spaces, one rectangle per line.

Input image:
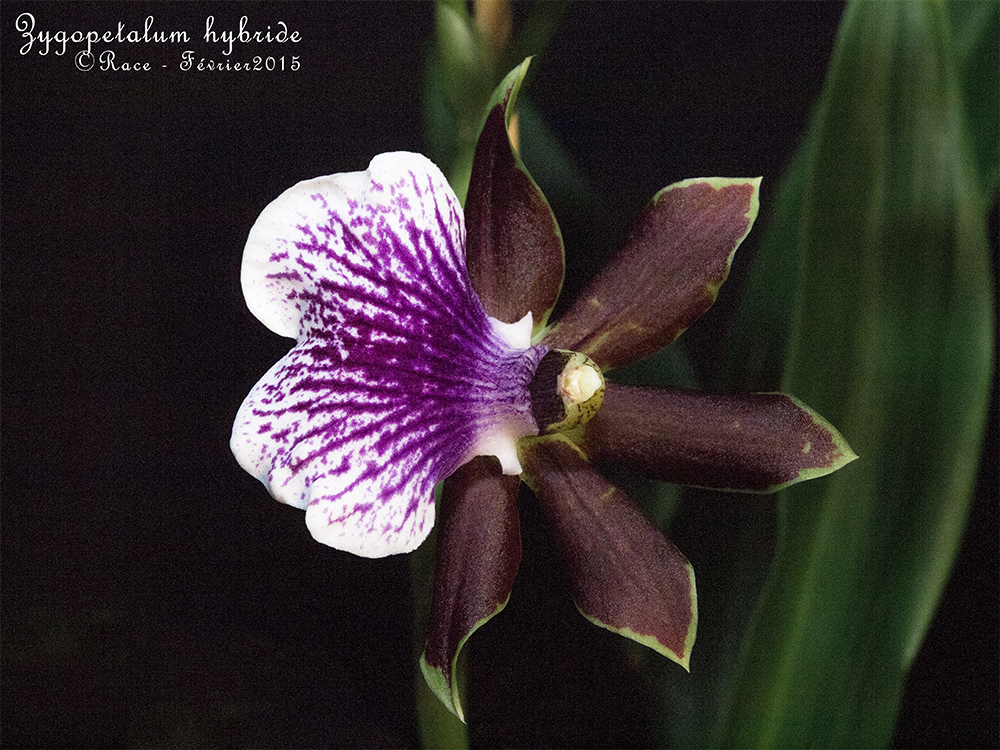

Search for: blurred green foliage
xmin=424 ymin=0 xmax=569 ymax=202
xmin=717 ymin=1 xmax=996 ymax=746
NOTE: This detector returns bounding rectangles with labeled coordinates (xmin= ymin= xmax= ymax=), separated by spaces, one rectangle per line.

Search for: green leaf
xmin=427 ymin=0 xmax=495 ymax=198
xmin=946 ymin=0 xmax=1000 ymax=197
xmin=717 ymin=2 xmax=995 ymax=747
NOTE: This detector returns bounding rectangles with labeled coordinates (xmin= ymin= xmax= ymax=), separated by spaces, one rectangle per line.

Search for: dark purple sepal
xmin=519 ymin=435 xmax=697 ymax=670
xmin=544 ymin=177 xmax=761 ymax=370
xmin=582 ymin=384 xmax=858 ymax=492
xmin=420 ymin=456 xmax=522 ymax=721
xmin=465 ymin=59 xmax=565 ymax=331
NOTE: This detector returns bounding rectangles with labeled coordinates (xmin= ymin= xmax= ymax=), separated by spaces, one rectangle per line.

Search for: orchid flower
xmin=231 ymin=61 xmax=856 ymax=720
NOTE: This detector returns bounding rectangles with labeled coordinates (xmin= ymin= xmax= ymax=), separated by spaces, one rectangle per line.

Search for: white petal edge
xmin=241 ymin=152 xmax=462 ymax=341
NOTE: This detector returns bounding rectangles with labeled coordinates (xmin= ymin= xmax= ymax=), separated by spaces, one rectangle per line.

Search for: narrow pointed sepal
xmin=465 ymin=58 xmax=565 ymax=332
xmin=232 ymin=152 xmax=545 ymax=557
xmin=519 ymin=435 xmax=697 ymax=669
xmin=581 ymin=384 xmax=858 ymax=493
xmin=420 ymin=457 xmax=522 ymax=721
xmin=544 ymin=177 xmax=761 ymax=370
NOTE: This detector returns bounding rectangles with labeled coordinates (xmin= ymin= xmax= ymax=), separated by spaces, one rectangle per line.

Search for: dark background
xmin=2 ymin=2 xmax=996 ymax=748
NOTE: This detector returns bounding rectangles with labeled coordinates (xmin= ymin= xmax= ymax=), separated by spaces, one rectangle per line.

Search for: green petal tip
xmin=577 ymin=559 xmax=698 ymax=672
xmin=765 ymin=393 xmax=859 ymax=493
xmin=419 ymin=651 xmax=466 ymax=723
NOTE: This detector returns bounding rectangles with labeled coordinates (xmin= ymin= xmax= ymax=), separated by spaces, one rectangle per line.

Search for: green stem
xmin=415 ymin=671 xmax=468 ymax=749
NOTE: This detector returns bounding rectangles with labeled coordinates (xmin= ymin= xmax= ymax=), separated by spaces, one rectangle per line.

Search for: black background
xmin=2 ymin=2 xmax=996 ymax=748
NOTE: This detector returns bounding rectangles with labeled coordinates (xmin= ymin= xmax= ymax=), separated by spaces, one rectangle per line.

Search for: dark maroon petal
xmin=465 ymin=60 xmax=565 ymax=329
xmin=420 ymin=456 xmax=521 ymax=721
xmin=581 ymin=384 xmax=858 ymax=492
xmin=543 ymin=177 xmax=761 ymax=370
xmin=519 ymin=435 xmax=697 ymax=669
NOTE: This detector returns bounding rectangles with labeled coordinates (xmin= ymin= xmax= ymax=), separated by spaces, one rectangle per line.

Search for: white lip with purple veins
xmin=231 ymin=152 xmax=545 ymax=558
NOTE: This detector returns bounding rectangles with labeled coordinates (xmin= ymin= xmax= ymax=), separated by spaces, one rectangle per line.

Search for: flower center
xmin=529 ymin=349 xmax=605 ymax=433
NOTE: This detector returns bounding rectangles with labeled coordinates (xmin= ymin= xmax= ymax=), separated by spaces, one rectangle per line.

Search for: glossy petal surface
xmin=232 ymin=152 xmax=545 ymax=557
xmin=520 ymin=435 xmax=697 ymax=669
xmin=582 ymin=384 xmax=857 ymax=492
xmin=421 ymin=457 xmax=521 ymax=722
xmin=465 ymin=60 xmax=565 ymax=330
xmin=544 ymin=177 xmax=760 ymax=370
